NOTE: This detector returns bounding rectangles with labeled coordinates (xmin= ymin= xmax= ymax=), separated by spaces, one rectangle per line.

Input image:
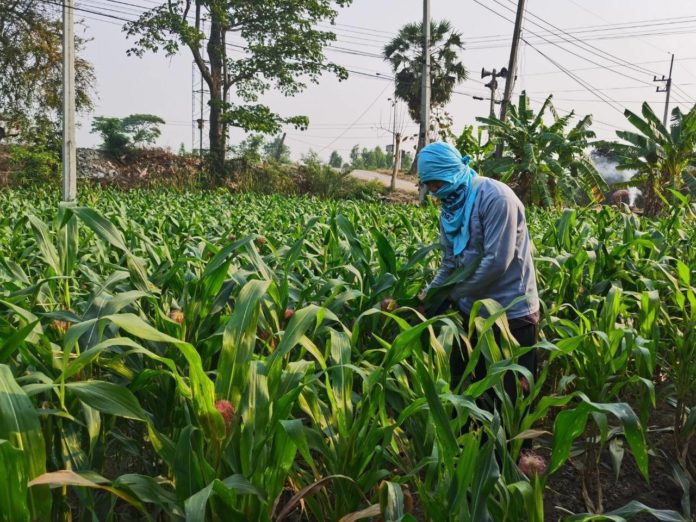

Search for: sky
xmin=72 ymin=0 xmax=696 ymax=162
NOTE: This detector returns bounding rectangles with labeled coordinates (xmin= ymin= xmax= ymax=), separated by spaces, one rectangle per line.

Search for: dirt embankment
xmin=0 ymin=146 xmax=205 ymax=188
xmin=76 ymin=148 xmax=204 ymax=188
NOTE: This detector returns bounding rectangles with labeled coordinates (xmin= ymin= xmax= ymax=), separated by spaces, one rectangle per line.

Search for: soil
xmin=376 ymin=168 xmax=419 ymax=184
xmin=543 ymin=403 xmax=695 ymax=521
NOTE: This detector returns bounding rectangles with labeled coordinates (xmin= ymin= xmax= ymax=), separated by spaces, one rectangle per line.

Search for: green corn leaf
xmin=0 ymin=439 xmax=30 ymax=522
xmin=371 ymin=228 xmax=397 ymax=275
xmin=105 ymin=313 xmax=225 ymax=441
xmin=414 ymin=358 xmax=457 ymax=460
xmin=184 ymin=475 xmax=265 ymax=522
xmin=70 ymin=206 xmax=128 ymax=252
xmin=550 ymin=403 xmax=590 ymax=475
xmin=66 ymin=381 xmax=148 ymax=421
xmin=216 ymin=279 xmax=270 ymax=405
xmin=0 ymin=365 xmax=50 ymax=520
xmin=173 ymin=426 xmax=214 ymax=503
xmin=28 ymin=470 xmax=152 ymax=521
xmin=564 ymin=500 xmax=687 ymax=521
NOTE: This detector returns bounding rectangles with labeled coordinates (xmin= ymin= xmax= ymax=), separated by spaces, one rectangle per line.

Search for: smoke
xmin=627 ymin=187 xmax=640 ymax=207
xmin=589 ymin=150 xmax=637 ymax=185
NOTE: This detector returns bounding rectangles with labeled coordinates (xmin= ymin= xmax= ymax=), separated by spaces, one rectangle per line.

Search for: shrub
xmin=91 ymin=114 xmax=165 ymax=158
xmin=230 ymin=159 xmax=384 ymax=200
xmin=7 ymin=145 xmax=59 ymax=183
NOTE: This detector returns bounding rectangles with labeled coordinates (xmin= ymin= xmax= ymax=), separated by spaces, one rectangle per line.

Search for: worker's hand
xmin=418 ymin=289 xmax=427 ymax=302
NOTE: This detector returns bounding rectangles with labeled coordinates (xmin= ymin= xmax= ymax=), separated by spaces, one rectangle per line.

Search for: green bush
xmin=231 ymin=159 xmax=384 ymax=200
xmin=7 ymin=145 xmax=59 ymax=183
xmin=91 ymin=114 xmax=165 ymax=158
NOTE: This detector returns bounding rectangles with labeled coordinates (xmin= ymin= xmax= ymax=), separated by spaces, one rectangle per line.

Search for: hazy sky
xmin=73 ymin=0 xmax=696 ymax=161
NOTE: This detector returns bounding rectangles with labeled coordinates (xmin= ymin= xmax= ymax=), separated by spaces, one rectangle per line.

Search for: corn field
xmin=0 ymin=187 xmax=694 ymax=521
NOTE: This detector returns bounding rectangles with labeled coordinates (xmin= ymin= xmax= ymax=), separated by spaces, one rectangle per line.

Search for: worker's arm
xmin=422 ymin=220 xmax=457 ymax=297
xmin=448 ymin=193 xmax=518 ymax=299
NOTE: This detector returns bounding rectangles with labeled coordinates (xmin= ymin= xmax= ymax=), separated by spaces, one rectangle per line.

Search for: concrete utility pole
xmin=391 ymin=97 xmax=397 ymax=165
xmin=274 ymin=132 xmax=287 ymax=161
xmin=391 ymin=133 xmax=401 ymax=191
xmin=499 ymin=0 xmax=525 ymax=124
xmin=62 ymin=0 xmax=77 ymax=201
xmin=654 ymin=53 xmax=675 ymax=126
xmin=385 ymin=96 xmax=403 ymax=191
xmin=418 ymin=0 xmax=431 ymax=153
xmin=482 ymin=67 xmax=507 ymax=118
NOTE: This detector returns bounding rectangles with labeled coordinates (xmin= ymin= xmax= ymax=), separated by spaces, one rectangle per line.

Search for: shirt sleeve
xmin=424 ymin=219 xmax=457 ymax=294
xmin=449 ymin=192 xmax=518 ymax=299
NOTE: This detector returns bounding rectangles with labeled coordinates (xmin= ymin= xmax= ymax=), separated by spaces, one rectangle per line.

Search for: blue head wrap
xmin=417 ymin=141 xmax=480 ymax=256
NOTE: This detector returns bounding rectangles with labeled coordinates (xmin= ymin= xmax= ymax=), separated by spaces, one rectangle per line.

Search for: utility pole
xmin=654 ymin=53 xmax=675 ymax=126
xmin=496 ymin=0 xmax=525 ymax=158
xmin=274 ymin=132 xmax=286 ymax=161
xmin=391 ymin=133 xmax=402 ymax=191
xmin=499 ymin=0 xmax=526 ymax=124
xmin=384 ymin=96 xmax=403 ymax=191
xmin=391 ymin=96 xmax=397 ymax=166
xmin=62 ymin=0 xmax=77 ymax=201
xmin=418 ymin=0 xmax=431 ymax=153
xmin=481 ymin=67 xmax=507 ymax=118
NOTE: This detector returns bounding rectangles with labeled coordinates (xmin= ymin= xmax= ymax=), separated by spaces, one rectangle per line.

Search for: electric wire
xmin=471 ymin=0 xmax=625 ymax=114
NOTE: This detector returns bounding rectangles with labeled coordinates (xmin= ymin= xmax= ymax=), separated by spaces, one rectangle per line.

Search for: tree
xmin=384 ymin=20 xmax=467 ymax=126
xmin=455 ymin=125 xmax=494 ymax=169
xmin=91 ymin=114 xmax=165 ymax=157
xmin=262 ymin=135 xmax=291 ymax=163
xmin=125 ymin=0 xmax=351 ymax=181
xmin=401 ymin=150 xmax=413 ymax=171
xmin=329 ymin=151 xmax=343 ymax=168
xmin=349 ymin=145 xmax=363 ymax=168
xmin=0 ymin=0 xmax=95 ymax=148
xmin=372 ymin=146 xmax=388 ymax=169
xmin=477 ymin=92 xmax=607 ymax=207
xmin=230 ymin=134 xmax=264 ymax=163
xmin=360 ymin=147 xmax=374 ymax=169
xmin=596 ymin=102 xmax=696 ymax=216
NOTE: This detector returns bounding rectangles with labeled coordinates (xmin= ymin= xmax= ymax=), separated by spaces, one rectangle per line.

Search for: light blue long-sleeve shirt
xmin=426 ymin=177 xmax=539 ymax=319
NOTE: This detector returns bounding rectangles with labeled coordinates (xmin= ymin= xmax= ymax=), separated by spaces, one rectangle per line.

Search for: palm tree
xmin=383 ymin=20 xmax=467 ymax=128
xmin=597 ymin=102 xmax=696 ymax=216
xmin=477 ymin=92 xmax=607 ymax=207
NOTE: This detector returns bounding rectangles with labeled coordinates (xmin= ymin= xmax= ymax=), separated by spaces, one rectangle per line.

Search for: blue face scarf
xmin=417 ymin=142 xmax=480 ymax=256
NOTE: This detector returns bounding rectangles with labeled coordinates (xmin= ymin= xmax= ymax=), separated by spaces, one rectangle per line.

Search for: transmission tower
xmin=191 ymin=62 xmax=209 ymax=158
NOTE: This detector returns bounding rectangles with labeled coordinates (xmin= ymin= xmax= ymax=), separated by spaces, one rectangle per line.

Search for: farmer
xmin=417 ymin=141 xmax=540 ymax=401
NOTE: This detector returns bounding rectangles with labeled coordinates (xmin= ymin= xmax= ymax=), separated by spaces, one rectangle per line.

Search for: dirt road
xmin=349 ymin=169 xmax=419 ymax=193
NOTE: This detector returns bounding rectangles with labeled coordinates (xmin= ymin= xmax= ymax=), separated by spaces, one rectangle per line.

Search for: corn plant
xmin=0 ymin=187 xmax=693 ymax=521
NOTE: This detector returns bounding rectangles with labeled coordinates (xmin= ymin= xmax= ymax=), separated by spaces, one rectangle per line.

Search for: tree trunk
xmin=515 ymin=170 xmax=533 ymax=206
xmin=207 ymin=19 xmax=226 ymax=183
xmin=643 ymin=170 xmax=663 ymax=217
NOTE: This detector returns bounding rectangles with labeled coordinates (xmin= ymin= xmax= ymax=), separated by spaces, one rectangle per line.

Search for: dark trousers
xmin=452 ymin=313 xmax=539 ymax=405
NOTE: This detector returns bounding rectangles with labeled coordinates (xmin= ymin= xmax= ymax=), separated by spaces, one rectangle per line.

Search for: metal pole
xmin=418 ymin=0 xmax=431 ymax=152
xmin=62 ymin=0 xmax=77 ymax=201
xmin=199 ymin=77 xmax=204 ymax=158
xmin=662 ymin=53 xmax=675 ymax=126
xmin=487 ymin=69 xmax=498 ymax=118
xmin=392 ymin=97 xmax=397 ymax=167
xmin=499 ymin=0 xmax=526 ymax=125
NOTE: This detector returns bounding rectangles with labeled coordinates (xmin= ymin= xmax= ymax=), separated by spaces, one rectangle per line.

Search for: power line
xmin=316 ymin=82 xmax=393 ymax=153
xmin=493 ymin=0 xmax=656 ymax=83
xmin=503 ymin=0 xmax=659 ymax=78
xmin=522 ymin=38 xmax=625 ymax=115
xmin=466 ymin=25 xmax=696 ymax=50
xmin=467 ymin=15 xmax=696 ymax=44
xmin=471 ymin=0 xmax=625 ymax=113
